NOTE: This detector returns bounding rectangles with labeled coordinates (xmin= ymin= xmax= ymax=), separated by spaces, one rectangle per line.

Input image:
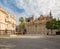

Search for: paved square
xmin=0 ymin=35 xmax=60 ymax=49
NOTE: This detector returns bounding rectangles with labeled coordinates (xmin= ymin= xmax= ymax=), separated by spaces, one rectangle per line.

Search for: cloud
xmin=0 ymin=0 xmax=60 ymax=24
xmin=0 ymin=0 xmax=25 ymax=24
xmin=15 ymin=0 xmax=60 ymax=18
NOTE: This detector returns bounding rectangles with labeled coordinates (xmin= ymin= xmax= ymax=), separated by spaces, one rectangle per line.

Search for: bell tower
xmin=49 ymin=10 xmax=53 ymax=19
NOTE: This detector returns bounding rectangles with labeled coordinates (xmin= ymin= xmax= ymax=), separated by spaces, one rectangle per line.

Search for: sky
xmin=0 ymin=0 xmax=60 ymax=24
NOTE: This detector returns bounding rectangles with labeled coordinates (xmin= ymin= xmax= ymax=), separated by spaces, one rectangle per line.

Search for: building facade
xmin=0 ymin=8 xmax=16 ymax=35
xmin=25 ymin=12 xmax=56 ymax=35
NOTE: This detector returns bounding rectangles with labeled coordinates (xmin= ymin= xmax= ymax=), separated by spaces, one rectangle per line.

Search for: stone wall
xmin=26 ymin=23 xmax=47 ymax=35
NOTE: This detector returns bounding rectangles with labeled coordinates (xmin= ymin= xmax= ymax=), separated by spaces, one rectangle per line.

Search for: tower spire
xmin=50 ymin=10 xmax=52 ymax=17
xmin=49 ymin=10 xmax=53 ymax=18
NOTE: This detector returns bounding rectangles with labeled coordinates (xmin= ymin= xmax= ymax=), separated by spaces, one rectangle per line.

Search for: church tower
xmin=49 ymin=10 xmax=53 ymax=19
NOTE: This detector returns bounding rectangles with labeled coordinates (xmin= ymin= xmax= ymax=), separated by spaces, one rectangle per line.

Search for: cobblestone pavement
xmin=0 ymin=35 xmax=60 ymax=49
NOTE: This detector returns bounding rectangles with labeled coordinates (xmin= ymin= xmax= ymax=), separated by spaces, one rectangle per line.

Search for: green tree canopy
xmin=46 ymin=19 xmax=60 ymax=34
xmin=19 ymin=17 xmax=26 ymax=29
xmin=19 ymin=17 xmax=24 ymax=22
xmin=46 ymin=19 xmax=59 ymax=29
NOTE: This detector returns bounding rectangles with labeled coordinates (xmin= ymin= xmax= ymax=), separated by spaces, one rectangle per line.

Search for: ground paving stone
xmin=0 ymin=35 xmax=60 ymax=49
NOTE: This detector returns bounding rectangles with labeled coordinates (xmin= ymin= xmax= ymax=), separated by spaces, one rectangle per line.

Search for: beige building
xmin=0 ymin=8 xmax=16 ymax=35
xmin=25 ymin=11 xmax=56 ymax=35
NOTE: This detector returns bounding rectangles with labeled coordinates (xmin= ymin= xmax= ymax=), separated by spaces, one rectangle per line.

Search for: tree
xmin=56 ymin=20 xmax=60 ymax=31
xmin=19 ymin=17 xmax=25 ymax=28
xmin=19 ymin=17 xmax=24 ymax=22
xmin=19 ymin=17 xmax=26 ymax=34
xmin=46 ymin=19 xmax=57 ymax=35
xmin=46 ymin=18 xmax=60 ymax=35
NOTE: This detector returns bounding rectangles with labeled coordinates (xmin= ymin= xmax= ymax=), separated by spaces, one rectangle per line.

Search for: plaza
xmin=0 ymin=35 xmax=60 ymax=49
